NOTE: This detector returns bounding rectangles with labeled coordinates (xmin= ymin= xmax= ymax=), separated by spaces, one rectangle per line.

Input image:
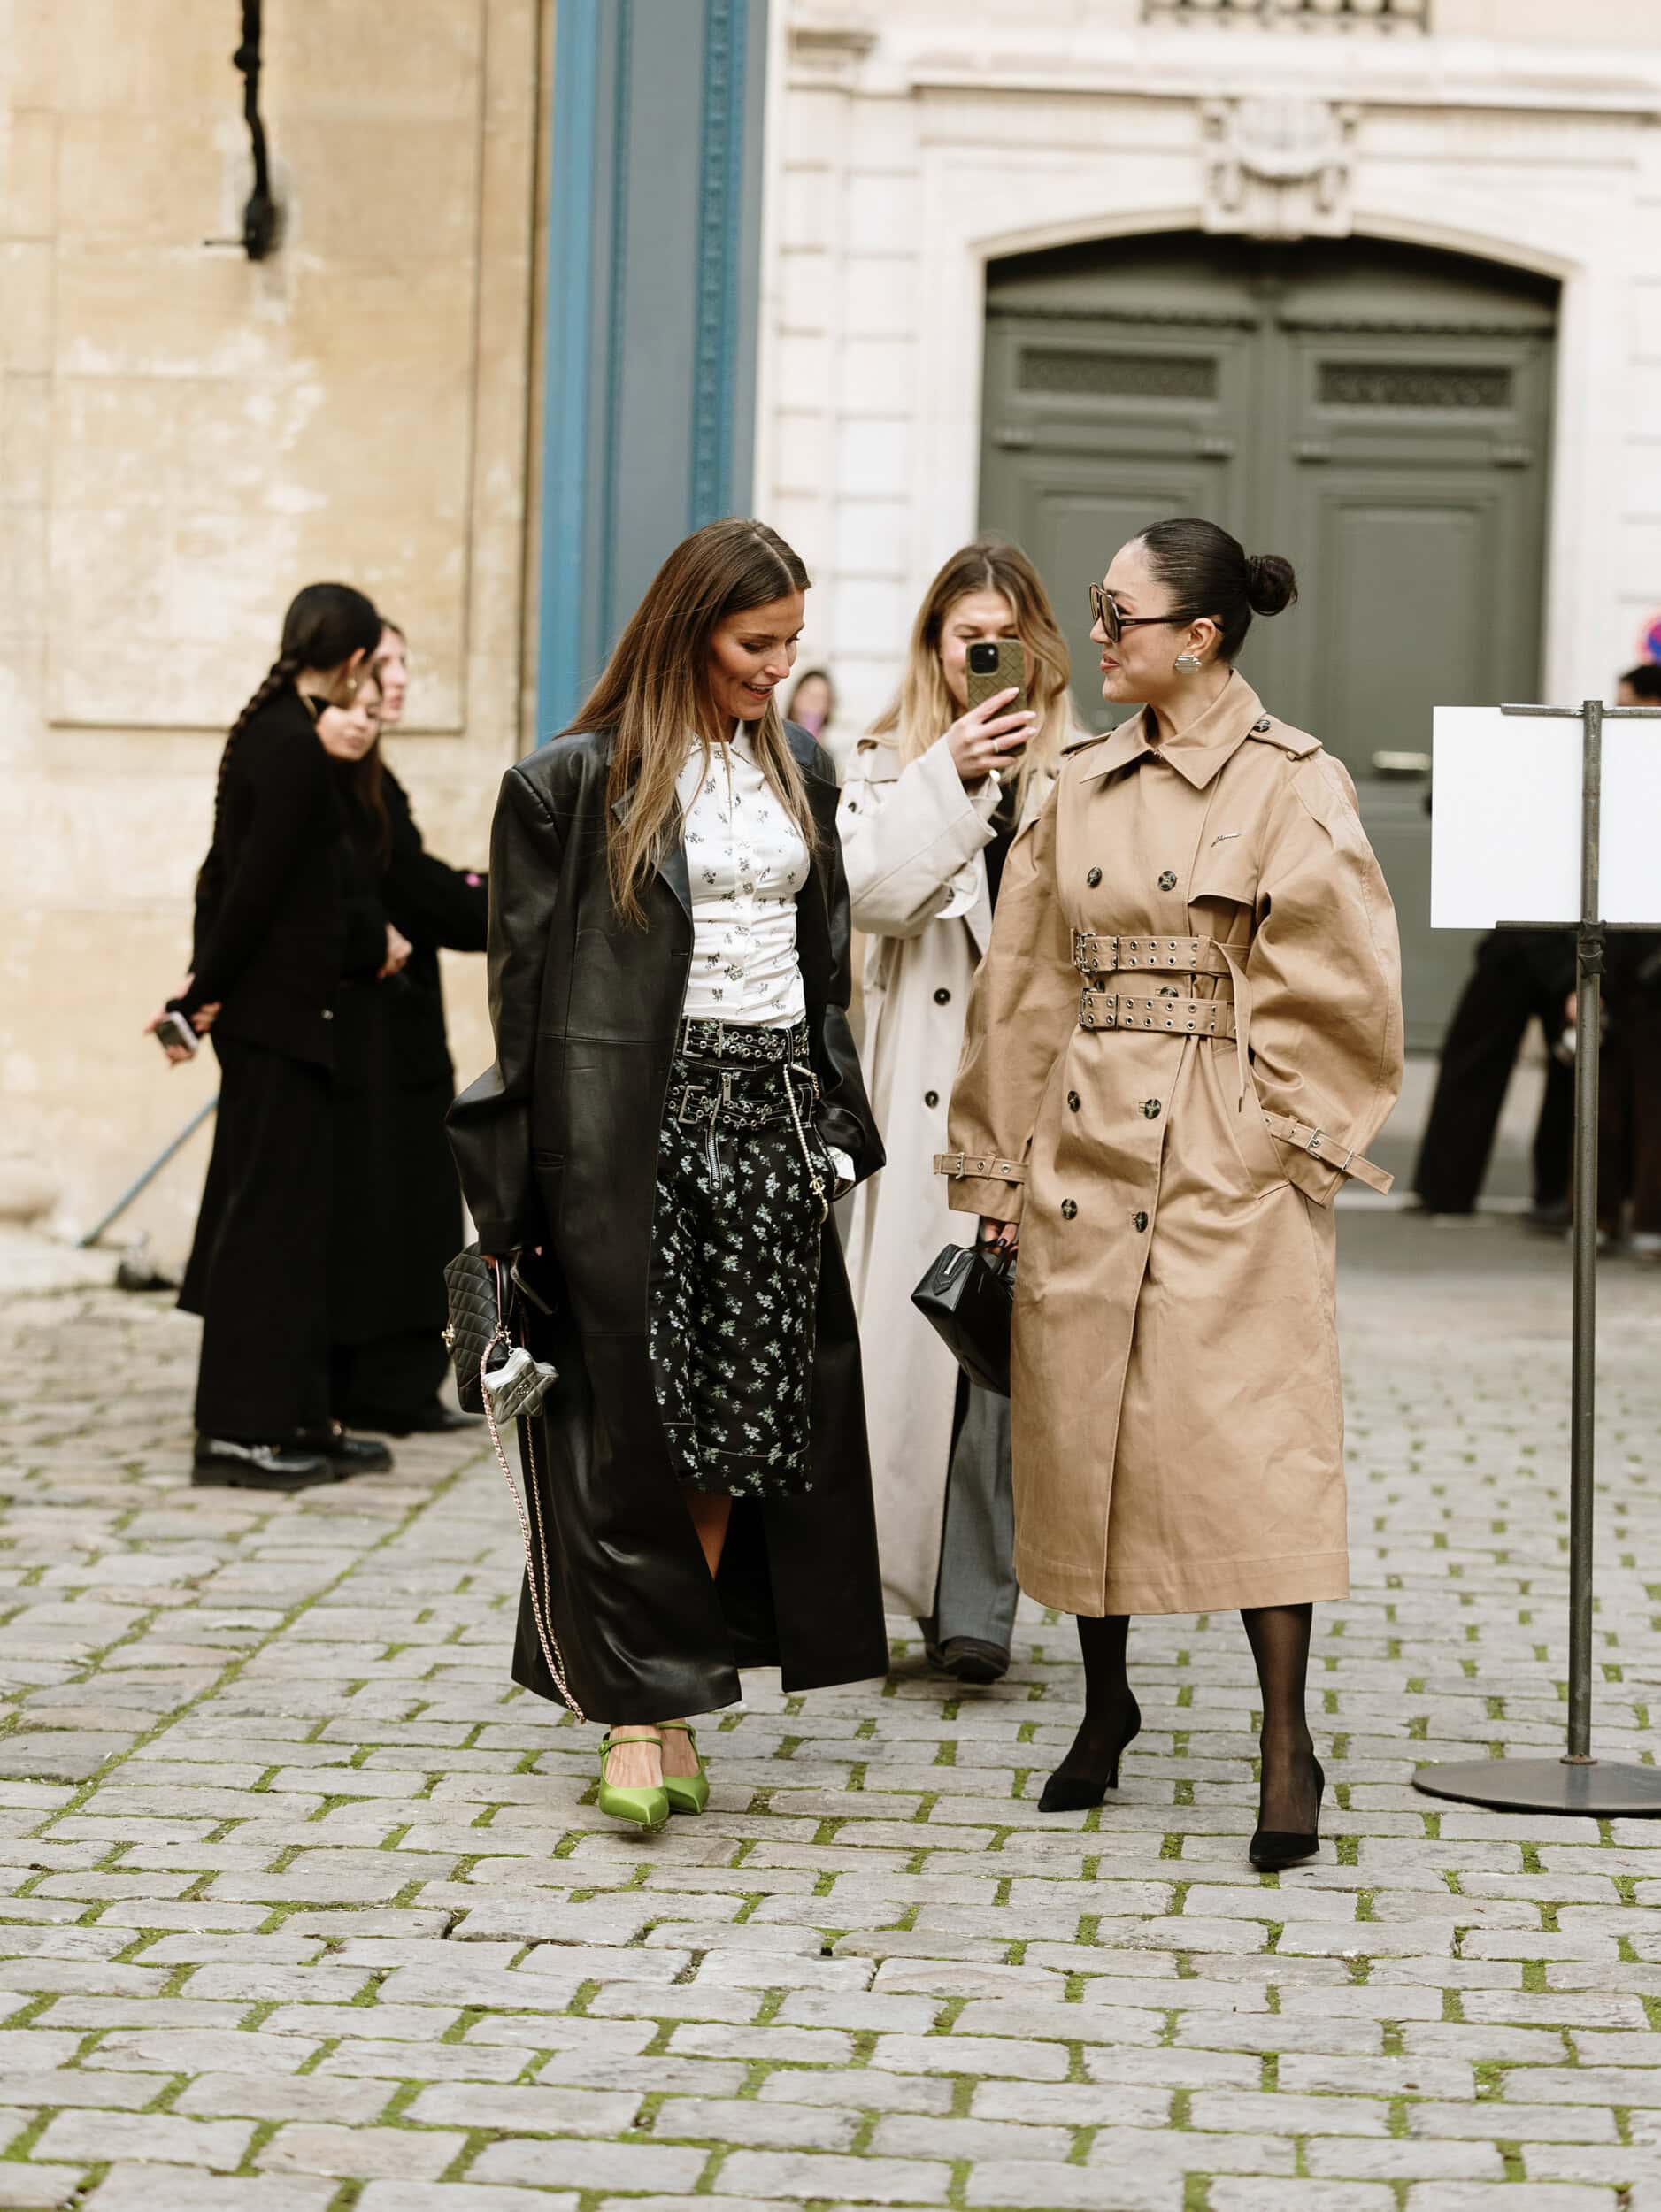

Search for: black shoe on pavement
xmin=342 ymin=1401 xmax=478 ymax=1438
xmin=192 ymin=1437 xmax=338 ymax=1491
xmin=301 ymin=1425 xmax=395 ymax=1473
xmin=941 ymin=1636 xmax=1010 ymax=1686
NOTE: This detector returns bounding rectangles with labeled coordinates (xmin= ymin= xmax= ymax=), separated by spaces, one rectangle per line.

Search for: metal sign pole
xmin=1414 ymin=699 xmax=1661 ymax=1819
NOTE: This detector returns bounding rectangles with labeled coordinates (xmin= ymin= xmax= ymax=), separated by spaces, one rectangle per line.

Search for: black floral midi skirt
xmin=649 ymin=1018 xmax=832 ymax=1498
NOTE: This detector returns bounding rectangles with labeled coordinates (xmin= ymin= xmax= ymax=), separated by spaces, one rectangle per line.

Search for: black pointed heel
xmin=1038 ymin=1695 xmax=1142 ymax=1812
xmin=1249 ymin=1755 xmax=1325 ymax=1871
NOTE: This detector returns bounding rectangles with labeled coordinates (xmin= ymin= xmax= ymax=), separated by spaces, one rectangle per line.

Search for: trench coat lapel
xmin=1074 ymin=676 xmax=1266 ymax=792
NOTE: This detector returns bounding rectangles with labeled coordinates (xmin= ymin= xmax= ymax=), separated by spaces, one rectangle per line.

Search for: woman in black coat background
xmin=317 ymin=630 xmax=489 ymax=1433
xmin=449 ymin=518 xmax=888 ymax=1831
xmin=154 ymin=581 xmax=392 ymax=1492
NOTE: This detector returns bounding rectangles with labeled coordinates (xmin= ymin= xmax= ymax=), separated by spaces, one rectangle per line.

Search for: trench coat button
xmin=934 ymin=987 xmax=951 ymax=1004
xmin=1061 ymin=1199 xmax=1078 ymax=1220
xmin=1133 ymin=1210 xmax=1149 ymax=1232
xmin=924 ymin=1089 xmax=939 ymax=1108
xmin=1067 ymin=1090 xmax=1081 ymax=1112
xmin=1086 ymin=866 xmax=1102 ymax=887
xmin=1158 ymin=870 xmax=1178 ymax=891
xmin=1141 ymin=1099 xmax=1162 ymax=1119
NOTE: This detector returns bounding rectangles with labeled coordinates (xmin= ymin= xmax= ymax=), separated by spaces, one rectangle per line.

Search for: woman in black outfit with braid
xmin=150 ymin=582 xmax=393 ymax=1492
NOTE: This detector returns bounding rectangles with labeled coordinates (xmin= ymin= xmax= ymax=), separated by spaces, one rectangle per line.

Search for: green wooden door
xmin=979 ymin=233 xmax=1557 ymax=1049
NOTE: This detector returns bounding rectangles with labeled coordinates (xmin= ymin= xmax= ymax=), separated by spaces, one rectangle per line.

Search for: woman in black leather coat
xmin=449 ymin=518 xmax=888 ymax=1831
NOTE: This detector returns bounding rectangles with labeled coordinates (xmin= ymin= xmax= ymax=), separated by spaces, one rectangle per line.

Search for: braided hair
xmin=203 ymin=581 xmax=381 ymax=865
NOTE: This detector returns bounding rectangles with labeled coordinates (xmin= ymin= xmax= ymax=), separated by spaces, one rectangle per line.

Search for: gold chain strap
xmin=478 ymin=1327 xmax=585 ymax=1722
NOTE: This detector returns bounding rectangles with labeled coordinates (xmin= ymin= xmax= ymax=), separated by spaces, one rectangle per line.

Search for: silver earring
xmin=1174 ymin=650 xmax=1203 ymax=674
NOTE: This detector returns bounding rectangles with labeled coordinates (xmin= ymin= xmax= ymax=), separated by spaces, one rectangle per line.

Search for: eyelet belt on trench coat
xmin=1066 ymin=927 xmax=1393 ymax=1196
xmin=1073 ymin=931 xmax=1239 ymax=1042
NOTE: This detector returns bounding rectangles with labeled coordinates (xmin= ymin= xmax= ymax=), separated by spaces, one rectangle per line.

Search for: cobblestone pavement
xmin=1 ymin=1207 xmax=1659 ymax=2212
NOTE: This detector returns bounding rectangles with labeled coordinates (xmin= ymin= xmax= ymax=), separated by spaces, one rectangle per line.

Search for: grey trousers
xmin=920 ymin=1380 xmax=1021 ymax=1653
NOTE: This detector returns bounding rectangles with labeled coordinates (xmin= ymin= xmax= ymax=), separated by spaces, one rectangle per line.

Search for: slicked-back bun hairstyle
xmin=1135 ymin=517 xmax=1297 ymax=663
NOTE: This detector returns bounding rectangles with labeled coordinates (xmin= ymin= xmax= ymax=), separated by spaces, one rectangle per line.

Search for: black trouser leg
xmin=1241 ymin=1603 xmax=1318 ymax=1832
xmin=1414 ymin=936 xmax=1534 ymax=1212
xmin=335 ymin=1329 xmax=451 ymax=1421
xmin=189 ymin=1037 xmax=332 ymax=1440
xmin=1532 ymin=1051 xmax=1574 ymax=1211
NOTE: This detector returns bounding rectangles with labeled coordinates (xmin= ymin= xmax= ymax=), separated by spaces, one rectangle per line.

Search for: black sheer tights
xmin=1242 ymin=1602 xmax=1319 ymax=1834
xmin=1048 ymin=1603 xmax=1319 ymax=1829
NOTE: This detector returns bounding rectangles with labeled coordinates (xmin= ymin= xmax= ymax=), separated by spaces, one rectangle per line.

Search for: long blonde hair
xmin=565 ymin=518 xmax=816 ymax=926
xmin=870 ymin=540 xmax=1071 ymax=805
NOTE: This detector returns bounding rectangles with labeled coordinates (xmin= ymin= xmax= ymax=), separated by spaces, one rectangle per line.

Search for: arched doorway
xmin=979 ymin=231 xmax=1559 ymax=1047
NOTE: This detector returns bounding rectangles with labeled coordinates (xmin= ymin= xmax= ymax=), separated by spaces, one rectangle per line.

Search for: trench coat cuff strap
xmin=1262 ymin=1114 xmax=1393 ymax=1199
xmin=934 ymin=1151 xmax=1027 ymax=1185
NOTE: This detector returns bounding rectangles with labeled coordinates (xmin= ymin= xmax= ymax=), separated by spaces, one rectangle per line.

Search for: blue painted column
xmin=536 ymin=0 xmax=771 ymax=742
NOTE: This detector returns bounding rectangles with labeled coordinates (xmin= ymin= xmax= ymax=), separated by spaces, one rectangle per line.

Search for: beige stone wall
xmin=0 ymin=0 xmax=550 ymax=1261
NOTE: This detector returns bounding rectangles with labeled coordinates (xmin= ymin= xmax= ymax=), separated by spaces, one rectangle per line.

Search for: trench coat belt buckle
xmin=1260 ymin=1112 xmax=1395 ymax=1195
xmin=1078 ymin=987 xmax=1238 ymax=1039
xmin=934 ymin=1151 xmax=1028 ymax=1184
xmin=1071 ymin=931 xmax=1229 ymax=978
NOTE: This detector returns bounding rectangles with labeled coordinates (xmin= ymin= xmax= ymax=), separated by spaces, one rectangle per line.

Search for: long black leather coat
xmin=448 ymin=723 xmax=889 ymax=1723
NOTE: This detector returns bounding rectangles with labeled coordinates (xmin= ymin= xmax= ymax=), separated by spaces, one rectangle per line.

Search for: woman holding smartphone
xmin=448 ymin=518 xmax=887 ymax=1833
xmin=154 ymin=581 xmax=392 ymax=1492
xmin=839 ymin=540 xmax=1074 ymax=1684
xmin=942 ymin=518 xmax=1402 ymax=1868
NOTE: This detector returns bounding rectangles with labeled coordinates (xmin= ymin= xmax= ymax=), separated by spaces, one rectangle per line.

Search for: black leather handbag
xmin=911 ymin=1240 xmax=1017 ymax=1397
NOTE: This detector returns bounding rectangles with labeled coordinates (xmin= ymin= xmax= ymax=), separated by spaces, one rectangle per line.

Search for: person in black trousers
xmin=150 ymin=582 xmax=394 ymax=1491
xmin=317 ymin=626 xmax=488 ymax=1433
xmin=1412 ymin=929 xmax=1575 ymax=1222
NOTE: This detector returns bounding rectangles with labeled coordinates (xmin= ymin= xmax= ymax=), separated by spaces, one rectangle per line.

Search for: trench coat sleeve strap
xmin=381 ymin=769 xmax=489 ymax=952
xmin=938 ymin=784 xmax=1078 ymax=1225
xmin=1247 ymin=754 xmax=1404 ymax=1206
xmin=837 ymin=741 xmax=998 ymax=939
xmin=445 ymin=765 xmax=563 ymax=1254
xmin=182 ymin=721 xmax=329 ymax=1016
xmin=805 ymin=749 xmax=884 ymax=1188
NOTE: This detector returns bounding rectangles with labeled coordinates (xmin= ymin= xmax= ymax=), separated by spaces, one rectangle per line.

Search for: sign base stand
xmin=1411 ymin=698 xmax=1661 ymax=1822
xmin=1413 ymin=1757 xmax=1661 ymax=1818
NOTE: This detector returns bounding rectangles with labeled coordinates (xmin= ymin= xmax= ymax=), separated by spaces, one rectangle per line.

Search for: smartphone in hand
xmin=152 ymin=1010 xmax=198 ymax=1057
xmin=965 ymin=638 xmax=1029 ymax=721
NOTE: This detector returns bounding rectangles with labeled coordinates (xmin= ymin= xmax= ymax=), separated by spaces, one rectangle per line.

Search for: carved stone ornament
xmin=1200 ymin=96 xmax=1360 ymax=242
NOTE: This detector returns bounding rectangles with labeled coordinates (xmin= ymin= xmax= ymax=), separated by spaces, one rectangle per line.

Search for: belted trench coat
xmin=942 ymin=673 xmax=1403 ymax=1618
xmin=838 ymin=736 xmax=1052 ymax=1617
xmin=448 ymin=724 xmax=889 ymax=1723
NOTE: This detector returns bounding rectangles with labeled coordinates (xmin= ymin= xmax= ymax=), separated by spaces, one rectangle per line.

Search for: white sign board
xmin=1431 ymin=707 xmax=1661 ymax=929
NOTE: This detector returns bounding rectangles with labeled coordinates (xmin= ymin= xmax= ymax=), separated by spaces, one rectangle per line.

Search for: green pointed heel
xmin=596 ymin=1732 xmax=670 ymax=1833
xmin=658 ymin=1721 xmax=710 ymax=1816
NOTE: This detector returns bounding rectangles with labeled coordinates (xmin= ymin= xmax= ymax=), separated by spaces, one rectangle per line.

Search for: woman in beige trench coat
xmin=942 ymin=517 xmax=1403 ymax=1869
xmin=839 ymin=541 xmax=1071 ymax=1683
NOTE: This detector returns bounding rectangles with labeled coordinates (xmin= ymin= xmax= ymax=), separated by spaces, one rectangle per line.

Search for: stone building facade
xmin=2 ymin=0 xmax=547 ymax=1253
xmin=760 ymin=0 xmax=1661 ymax=721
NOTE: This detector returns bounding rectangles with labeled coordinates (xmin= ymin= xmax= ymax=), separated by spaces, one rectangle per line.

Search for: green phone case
xmin=965 ymin=640 xmax=1028 ymax=719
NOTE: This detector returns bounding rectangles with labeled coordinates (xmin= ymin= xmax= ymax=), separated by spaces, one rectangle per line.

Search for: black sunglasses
xmin=1088 ymin=582 xmax=1200 ymax=646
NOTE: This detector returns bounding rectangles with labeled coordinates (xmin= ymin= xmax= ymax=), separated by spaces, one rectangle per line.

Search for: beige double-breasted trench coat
xmin=942 ymin=672 xmax=1403 ymax=1618
xmin=838 ymin=738 xmax=1051 ymax=1617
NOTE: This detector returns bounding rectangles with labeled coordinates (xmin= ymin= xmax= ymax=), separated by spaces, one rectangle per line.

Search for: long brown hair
xmin=869 ymin=539 xmax=1072 ymax=804
xmin=566 ymin=518 xmax=815 ymax=926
